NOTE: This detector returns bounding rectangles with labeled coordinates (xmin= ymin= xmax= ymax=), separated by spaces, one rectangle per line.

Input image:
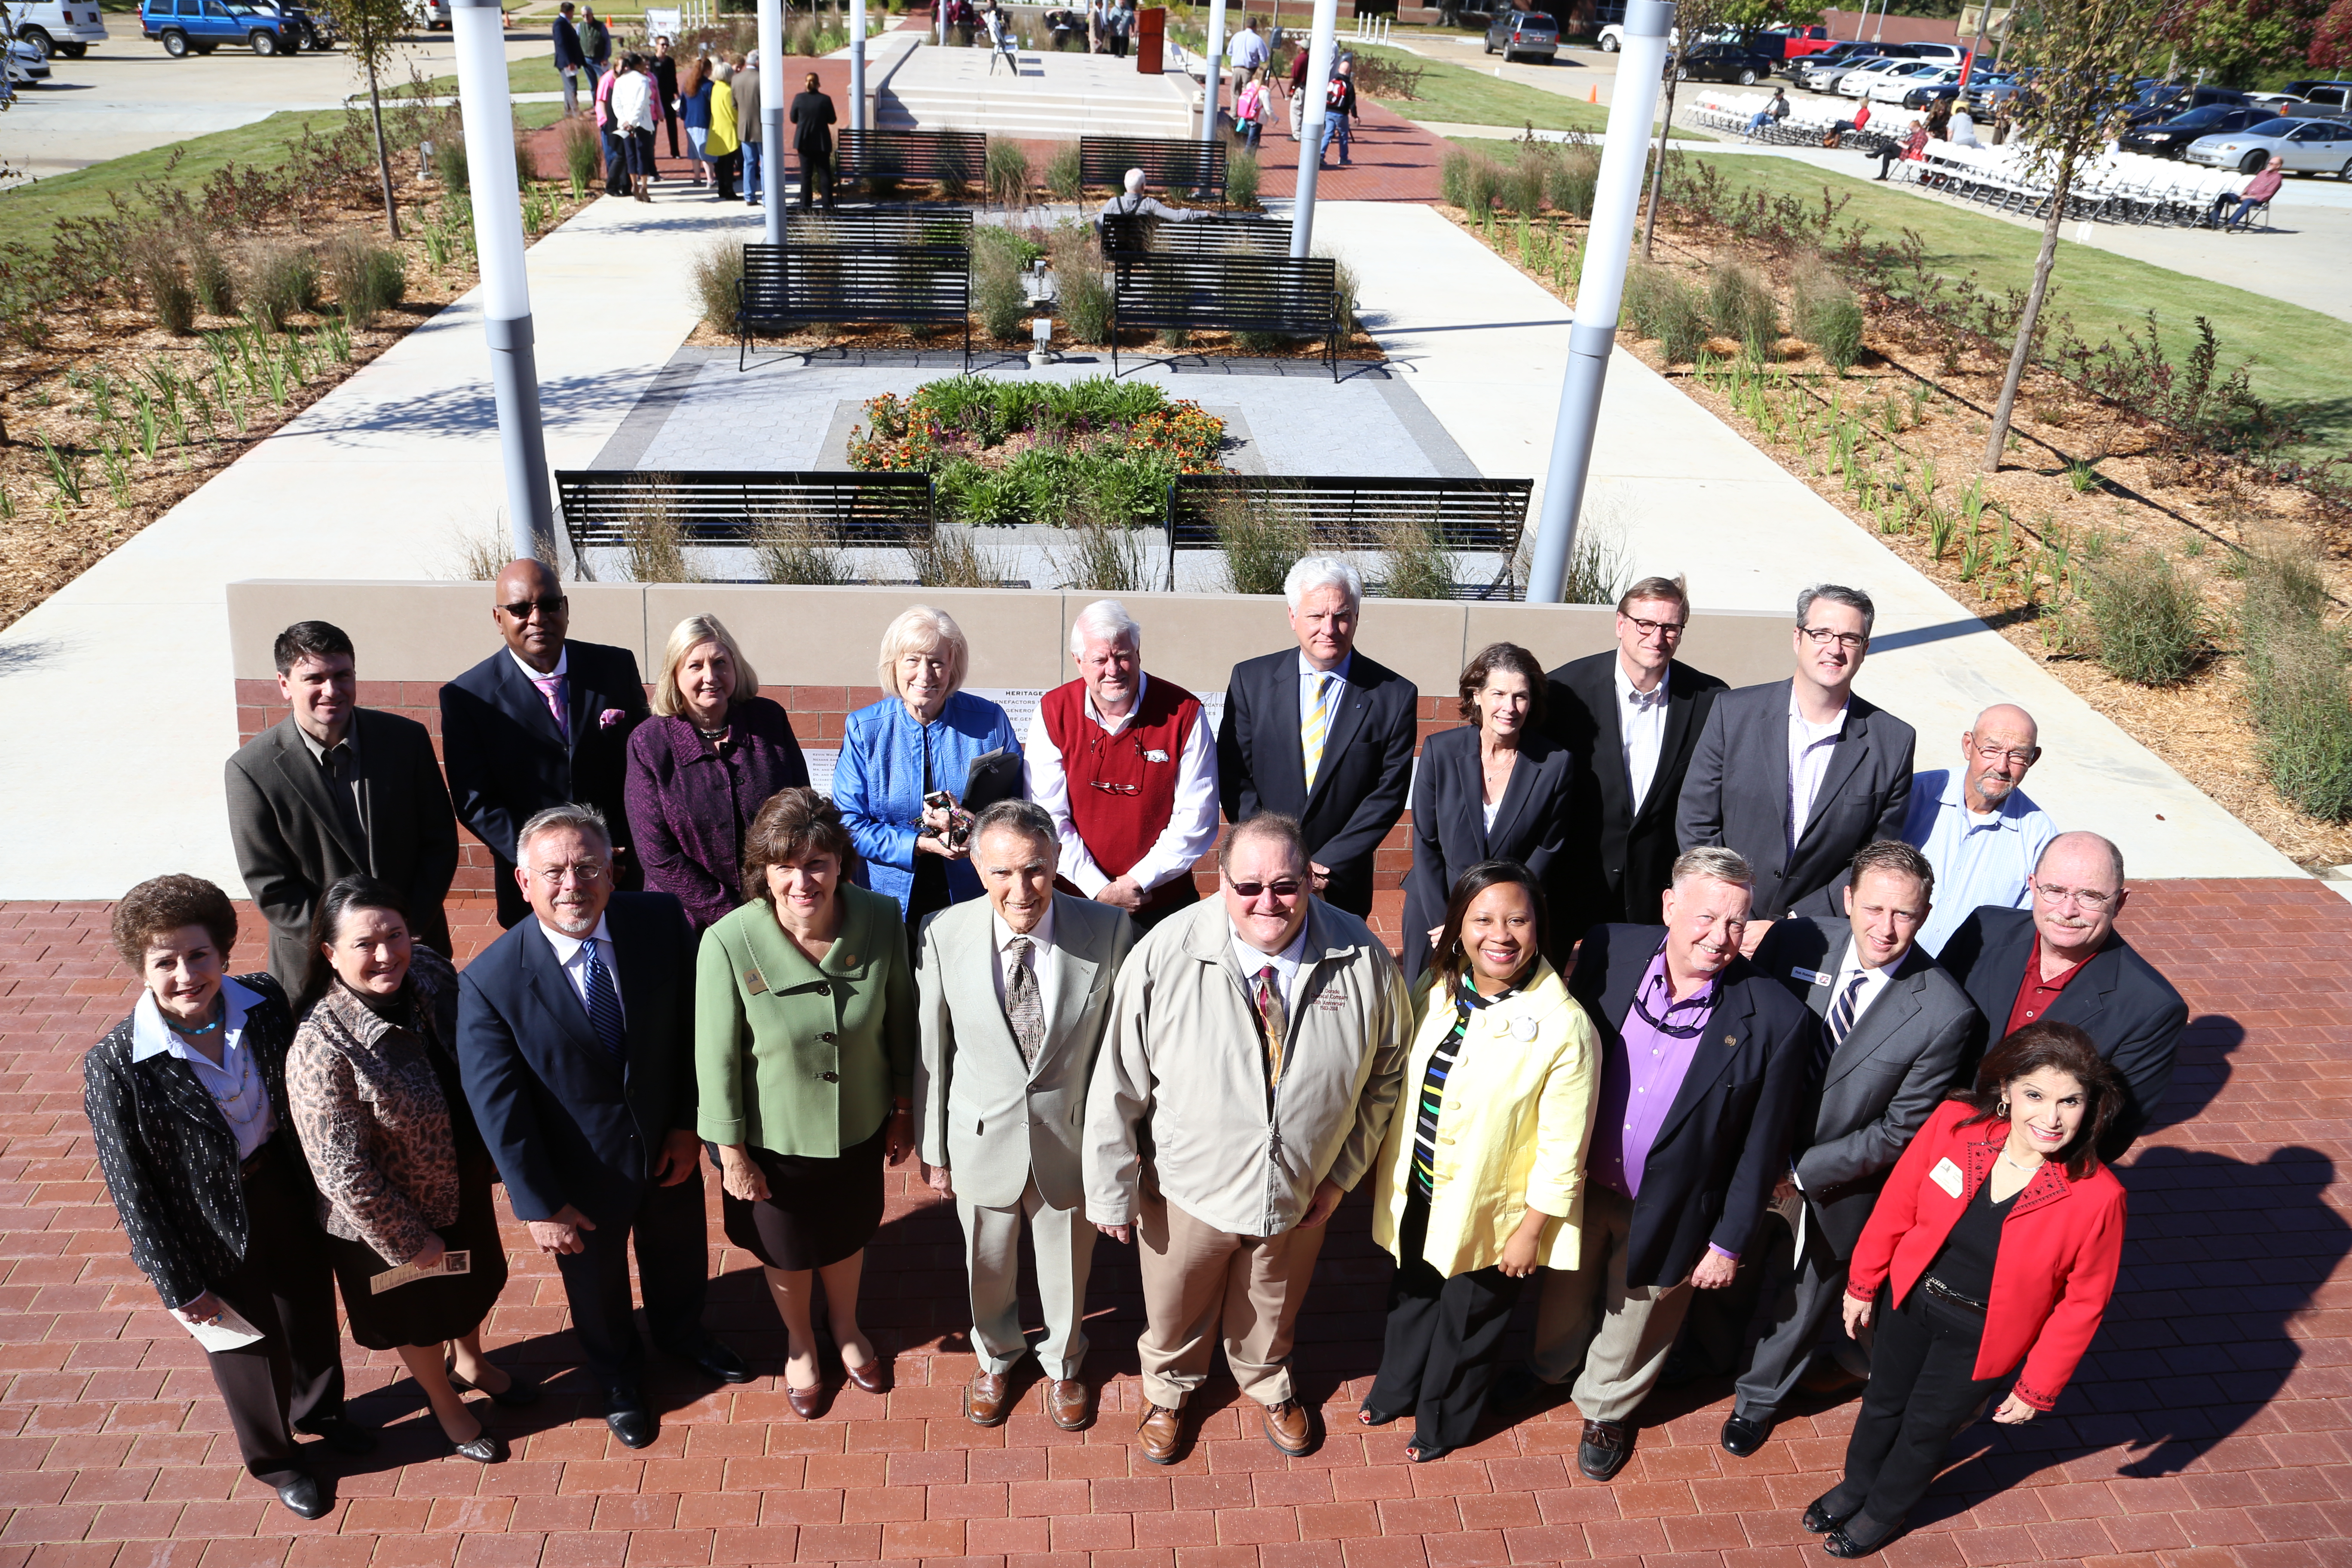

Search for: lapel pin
xmin=742 ymin=969 xmax=768 ymax=996
xmin=1724 ymin=1034 xmax=1737 ymax=1046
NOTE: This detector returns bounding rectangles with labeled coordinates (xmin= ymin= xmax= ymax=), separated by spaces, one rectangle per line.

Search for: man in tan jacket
xmin=1085 ymin=813 xmax=1409 ymax=1464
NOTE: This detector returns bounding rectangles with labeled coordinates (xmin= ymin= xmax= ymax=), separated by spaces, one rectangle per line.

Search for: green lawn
xmin=407 ymin=56 xmax=570 ymax=97
xmin=1356 ymin=43 xmax=1708 ymax=138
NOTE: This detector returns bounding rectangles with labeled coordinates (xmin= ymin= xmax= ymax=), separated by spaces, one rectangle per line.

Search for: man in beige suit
xmin=917 ymin=800 xmax=1137 ymax=1431
xmin=1086 ymin=812 xmax=1409 ymax=1464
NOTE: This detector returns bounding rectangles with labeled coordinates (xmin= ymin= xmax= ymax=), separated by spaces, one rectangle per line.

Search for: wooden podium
xmin=1136 ymin=6 xmax=1164 ymax=71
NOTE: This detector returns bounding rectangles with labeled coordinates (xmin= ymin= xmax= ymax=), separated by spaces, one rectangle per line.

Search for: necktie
xmin=1004 ymin=937 xmax=1043 ymax=1069
xmin=1828 ymin=971 xmax=1867 ymax=1046
xmin=532 ymin=671 xmax=570 ymax=739
xmin=582 ymin=939 xmax=626 ymax=1062
xmin=1300 ymin=674 xmax=1332 ymax=791
xmin=1253 ymin=965 xmax=1286 ymax=1089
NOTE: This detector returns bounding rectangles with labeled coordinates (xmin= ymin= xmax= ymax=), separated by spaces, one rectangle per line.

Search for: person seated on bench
xmin=2212 ymin=155 xmax=2283 ymax=230
xmin=1744 ymin=88 xmax=1791 ymax=141
xmin=1097 ymin=168 xmax=1206 ymax=229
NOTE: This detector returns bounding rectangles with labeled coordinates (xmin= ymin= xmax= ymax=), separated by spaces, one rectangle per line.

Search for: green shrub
xmin=1045 ymin=141 xmax=1084 ymax=202
xmin=434 ymin=137 xmax=470 ymax=193
xmin=245 ymin=244 xmax=319 ymax=332
xmin=1378 ymin=519 xmax=1457 ymax=600
xmin=2082 ymin=550 xmax=2207 ymax=686
xmin=1212 ymin=485 xmax=1311 ymax=595
xmin=986 ymin=138 xmax=1032 ymax=208
xmin=2254 ymin=624 xmax=2352 ymax=820
xmin=1461 ymin=153 xmax=1501 ymax=217
xmin=753 ymin=517 xmax=853 ymax=585
xmin=326 ymin=233 xmax=407 ymax=331
xmin=1051 ymin=223 xmax=1112 ymax=344
xmin=514 ymin=122 xmax=543 ymax=184
xmin=1791 ymin=260 xmax=1863 ymax=372
xmin=1227 ymin=150 xmax=1261 ymax=210
xmin=1623 ymin=263 xmax=1706 ymax=365
xmin=1546 ymin=145 xmax=1600 ymax=220
xmin=908 ymin=519 xmax=1011 ymax=580
xmin=972 ymin=228 xmax=1030 ymax=344
xmin=1501 ymin=145 xmax=1550 ymax=216
xmin=1708 ymin=257 xmax=1778 ymax=361
xmin=936 ymin=145 xmax=974 ymax=200
xmin=1440 ymin=150 xmax=1470 ymax=209
xmin=1562 ymin=521 xmax=1627 ymax=606
xmin=622 ymin=489 xmax=700 ymax=582
xmin=561 ymin=117 xmax=602 ymax=198
xmin=689 ymin=237 xmax=745 ymax=331
xmin=1053 ymin=503 xmax=1153 ymax=591
xmin=1324 ymin=253 xmax=1361 ymax=337
xmin=189 ymin=236 xmax=236 ymax=319
xmin=122 ymin=227 xmax=195 ymax=336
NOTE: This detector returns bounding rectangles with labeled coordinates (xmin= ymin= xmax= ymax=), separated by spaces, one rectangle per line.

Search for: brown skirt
xmin=720 ymin=1120 xmax=888 ymax=1271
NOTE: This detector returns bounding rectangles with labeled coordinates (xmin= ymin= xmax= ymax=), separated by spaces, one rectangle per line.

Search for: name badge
xmin=1928 ymin=1157 xmax=1964 ymax=1198
xmin=1144 ymin=748 xmax=1171 ymax=763
xmin=1792 ymin=967 xmax=1831 ymax=986
xmin=742 ymin=967 xmax=769 ymax=996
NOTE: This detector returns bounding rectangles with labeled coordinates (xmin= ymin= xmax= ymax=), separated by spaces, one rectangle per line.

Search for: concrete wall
xmin=228 ymin=582 xmax=1796 ymax=896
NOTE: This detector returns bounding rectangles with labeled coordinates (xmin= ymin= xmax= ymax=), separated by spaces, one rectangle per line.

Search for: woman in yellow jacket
xmin=1363 ymin=859 xmax=1601 ymax=1461
xmin=705 ymin=61 xmax=742 ymax=201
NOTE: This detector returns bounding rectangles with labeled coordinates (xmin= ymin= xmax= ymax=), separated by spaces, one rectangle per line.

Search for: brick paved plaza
xmin=4 ymin=879 xmax=2346 ymax=1568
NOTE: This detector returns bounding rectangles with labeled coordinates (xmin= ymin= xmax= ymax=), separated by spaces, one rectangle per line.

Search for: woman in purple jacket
xmin=624 ymin=614 xmax=810 ymax=931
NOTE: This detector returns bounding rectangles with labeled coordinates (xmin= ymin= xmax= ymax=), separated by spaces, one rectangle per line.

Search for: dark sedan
xmin=1677 ymin=40 xmax=1779 ymax=85
xmin=2119 ymin=103 xmax=2278 ymax=158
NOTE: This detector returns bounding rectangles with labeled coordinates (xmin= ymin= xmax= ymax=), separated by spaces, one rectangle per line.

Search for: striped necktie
xmin=1828 ymin=971 xmax=1867 ymax=1046
xmin=1300 ymin=673 xmax=1333 ymax=791
xmin=1253 ymin=965 xmax=1286 ymax=1089
xmin=582 ymin=940 xmax=627 ymax=1063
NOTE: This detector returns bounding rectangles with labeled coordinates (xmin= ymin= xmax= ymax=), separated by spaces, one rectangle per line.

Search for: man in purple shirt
xmin=1500 ymin=846 xmax=1817 ymax=1481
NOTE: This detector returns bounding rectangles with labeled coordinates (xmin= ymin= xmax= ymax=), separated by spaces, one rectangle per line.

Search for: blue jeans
xmin=2214 ymin=193 xmax=2262 ymax=228
xmin=743 ymin=139 xmax=763 ymax=202
xmin=1319 ymin=113 xmax=1350 ymax=165
xmin=1746 ymin=112 xmax=1773 ymax=134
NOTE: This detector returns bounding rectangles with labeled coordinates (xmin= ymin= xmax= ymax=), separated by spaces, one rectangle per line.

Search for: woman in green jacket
xmin=698 ymin=787 xmax=916 ymax=1417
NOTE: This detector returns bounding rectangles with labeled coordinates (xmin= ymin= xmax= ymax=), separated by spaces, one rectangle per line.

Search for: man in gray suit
xmin=916 ymin=799 xmax=1137 ymax=1432
xmin=1676 ymin=583 xmax=1916 ymax=950
xmin=1721 ymin=839 xmax=1977 ymax=1457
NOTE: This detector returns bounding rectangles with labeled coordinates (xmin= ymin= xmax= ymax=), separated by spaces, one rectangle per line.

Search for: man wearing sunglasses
xmin=1676 ymin=584 xmax=1916 ymax=953
xmin=1085 ymin=813 xmax=1409 ymax=1465
xmin=1937 ymin=831 xmax=2184 ymax=1163
xmin=441 ymin=559 xmax=652 ymax=928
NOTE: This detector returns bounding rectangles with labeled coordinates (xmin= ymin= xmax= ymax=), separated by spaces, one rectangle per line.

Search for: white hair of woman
xmin=1284 ymin=555 xmax=1363 ymax=612
xmin=1069 ymin=599 xmax=1142 ymax=657
xmin=877 ymin=604 xmax=971 ymax=698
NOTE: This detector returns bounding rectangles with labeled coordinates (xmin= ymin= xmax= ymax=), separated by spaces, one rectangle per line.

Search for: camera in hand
xmin=924 ymin=790 xmax=977 ymax=851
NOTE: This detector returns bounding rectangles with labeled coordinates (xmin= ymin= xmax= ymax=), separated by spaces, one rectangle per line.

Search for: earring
xmin=1996 ymin=1099 xmax=2010 ymax=1118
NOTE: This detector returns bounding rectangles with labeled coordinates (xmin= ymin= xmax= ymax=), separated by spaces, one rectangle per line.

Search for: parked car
xmin=2123 ymin=83 xmax=2247 ymax=128
xmin=1900 ymin=41 xmax=1965 ymax=63
xmin=139 ymin=0 xmax=305 ymax=54
xmin=2119 ymin=103 xmax=2278 ymax=158
xmin=1596 ymin=18 xmax=1677 ymax=50
xmin=1743 ymin=24 xmax=1830 ymax=59
xmin=1838 ymin=57 xmax=1936 ymax=99
xmin=1778 ymin=38 xmax=1868 ymax=80
xmin=1484 ymin=8 xmax=1557 ymax=61
xmin=1677 ymin=39 xmax=1779 ymax=84
xmin=1804 ymin=51 xmax=1917 ymax=93
xmin=3 ymin=0 xmax=106 ymax=56
xmin=1880 ymin=64 xmax=1961 ymax=104
xmin=2284 ymin=79 xmax=2352 ymax=110
xmin=2186 ymin=116 xmax=2352 ymax=176
xmin=3 ymin=34 xmax=52 ymax=81
xmin=410 ymin=0 xmax=450 ymax=27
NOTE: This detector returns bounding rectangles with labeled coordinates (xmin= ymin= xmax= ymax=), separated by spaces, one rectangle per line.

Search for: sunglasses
xmin=1228 ymin=879 xmax=1303 ymax=900
xmin=499 ymin=595 xmax=569 ymax=620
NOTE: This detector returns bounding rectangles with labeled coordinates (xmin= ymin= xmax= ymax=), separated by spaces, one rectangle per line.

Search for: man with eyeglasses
xmin=441 ymin=559 xmax=651 ymax=928
xmin=1938 ymin=831 xmax=2186 ymax=1163
xmin=1024 ymin=600 xmax=1219 ymax=932
xmin=1901 ymin=704 xmax=2057 ymax=957
xmin=1085 ymin=813 xmax=1409 ymax=1465
xmin=456 ymin=804 xmax=748 ymax=1452
xmin=1546 ymin=575 xmax=1729 ymax=946
xmin=1677 ymin=584 xmax=1916 ymax=951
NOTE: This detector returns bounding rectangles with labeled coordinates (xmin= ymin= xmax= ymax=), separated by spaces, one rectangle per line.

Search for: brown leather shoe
xmin=966 ymin=1370 xmax=1011 ymax=1427
xmin=1047 ymin=1378 xmax=1092 ymax=1431
xmin=1136 ymin=1403 xmax=1184 ymax=1465
xmin=1262 ymin=1398 xmax=1313 ymax=1456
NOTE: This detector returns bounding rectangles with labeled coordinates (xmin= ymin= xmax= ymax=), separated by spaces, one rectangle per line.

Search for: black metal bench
xmin=1080 ymin=135 xmax=1226 ymax=207
xmin=1109 ymin=252 xmax=1341 ymax=379
xmin=736 ymin=242 xmax=972 ymax=370
xmin=555 ymin=470 xmax=935 ymax=564
xmin=1163 ymin=475 xmax=1532 ymax=594
xmin=1100 ymin=212 xmax=1292 ymax=261
xmin=836 ymin=128 xmax=987 ymax=194
xmin=781 ymin=209 xmax=975 ymax=250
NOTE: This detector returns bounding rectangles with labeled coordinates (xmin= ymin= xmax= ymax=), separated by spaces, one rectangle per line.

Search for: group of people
xmin=1029 ymin=0 xmax=1138 ymax=55
xmin=91 ymin=557 xmax=2185 ymax=1558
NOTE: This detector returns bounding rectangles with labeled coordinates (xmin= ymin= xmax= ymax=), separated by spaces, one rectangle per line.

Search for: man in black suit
xmin=1720 ymin=839 xmax=1978 ymax=1457
xmin=1939 ymin=830 xmax=2187 ymax=1163
xmin=226 ymin=621 xmax=460 ymax=995
xmin=1546 ymin=575 xmax=1728 ymax=943
xmin=455 ymin=803 xmax=746 ymax=1448
xmin=1503 ymin=847 xmax=1815 ymax=1482
xmin=1216 ymin=556 xmax=1419 ymax=917
xmin=1676 ymin=583 xmax=1915 ymax=947
xmin=441 ymin=560 xmax=650 ymax=928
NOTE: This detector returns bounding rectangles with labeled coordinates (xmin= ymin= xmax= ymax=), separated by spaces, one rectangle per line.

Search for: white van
xmin=3 ymin=0 xmax=109 ymax=57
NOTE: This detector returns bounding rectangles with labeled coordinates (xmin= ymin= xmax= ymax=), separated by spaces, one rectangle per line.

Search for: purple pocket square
xmin=599 ymin=708 xmax=628 ymax=729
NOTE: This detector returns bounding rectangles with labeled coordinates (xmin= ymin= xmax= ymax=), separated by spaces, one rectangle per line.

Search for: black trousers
xmin=661 ymin=105 xmax=679 ymax=159
xmin=551 ymin=1165 xmax=711 ymax=1393
xmin=205 ymin=1149 xmax=346 ymax=1485
xmin=1366 ymin=1190 xmax=1525 ymax=1454
xmin=1823 ymin=1285 xmax=2008 ymax=1537
xmin=795 ymin=145 xmax=835 ymax=211
xmin=712 ymin=149 xmax=741 ymax=201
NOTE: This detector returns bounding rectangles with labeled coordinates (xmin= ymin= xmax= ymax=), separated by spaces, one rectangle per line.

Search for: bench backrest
xmin=777 ymin=210 xmax=976 ymax=250
xmin=1100 ymin=212 xmax=1293 ymax=260
xmin=1167 ymin=475 xmax=1531 ymax=558
xmin=838 ymin=128 xmax=988 ymax=183
xmin=740 ymin=243 xmax=970 ymax=323
xmin=1112 ymin=252 xmax=1337 ymax=334
xmin=1081 ymin=135 xmax=1226 ymax=197
xmin=556 ymin=470 xmax=936 ymax=553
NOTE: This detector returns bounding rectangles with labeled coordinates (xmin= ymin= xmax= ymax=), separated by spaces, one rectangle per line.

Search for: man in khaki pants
xmin=1086 ymin=813 xmax=1408 ymax=1464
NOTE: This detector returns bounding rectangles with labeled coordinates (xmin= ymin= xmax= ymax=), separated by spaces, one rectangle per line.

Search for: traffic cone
xmin=1586 ymin=84 xmax=1599 ymax=103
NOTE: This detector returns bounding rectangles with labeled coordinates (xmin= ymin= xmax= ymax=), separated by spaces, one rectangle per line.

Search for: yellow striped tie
xmin=1301 ymin=674 xmax=1333 ymax=791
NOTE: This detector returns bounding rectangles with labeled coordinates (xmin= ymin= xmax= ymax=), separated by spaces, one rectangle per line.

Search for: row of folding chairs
xmin=1894 ymin=138 xmax=2250 ymax=227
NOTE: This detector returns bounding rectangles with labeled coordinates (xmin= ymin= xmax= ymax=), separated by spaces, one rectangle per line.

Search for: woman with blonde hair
xmin=624 ymin=614 xmax=808 ymax=933
xmin=706 ymin=59 xmax=742 ymax=200
xmin=832 ymin=604 xmax=1020 ymax=942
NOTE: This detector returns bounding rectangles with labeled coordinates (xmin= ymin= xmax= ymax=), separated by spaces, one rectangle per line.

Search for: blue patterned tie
xmin=1828 ymin=972 xmax=1866 ymax=1046
xmin=582 ymin=939 xmax=626 ymax=1063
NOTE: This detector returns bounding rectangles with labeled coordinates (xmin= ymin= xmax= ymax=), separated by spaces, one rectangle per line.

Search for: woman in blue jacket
xmin=833 ymin=605 xmax=1020 ymax=943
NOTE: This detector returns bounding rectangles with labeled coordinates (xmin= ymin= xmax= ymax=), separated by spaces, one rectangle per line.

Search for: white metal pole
xmin=451 ymin=0 xmax=554 ymax=559
xmin=1202 ymin=0 xmax=1227 ymax=142
xmin=756 ymin=0 xmax=784 ymax=230
xmin=851 ymin=0 xmax=869 ymax=130
xmin=1524 ymin=0 xmax=1673 ymax=603
xmin=1288 ymin=0 xmax=1338 ymax=257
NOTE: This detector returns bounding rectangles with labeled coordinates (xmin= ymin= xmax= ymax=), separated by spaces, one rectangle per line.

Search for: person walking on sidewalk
xmin=707 ymin=62 xmax=741 ymax=201
xmin=788 ymin=73 xmax=838 ymax=213
xmin=1319 ymin=55 xmax=1357 ymax=168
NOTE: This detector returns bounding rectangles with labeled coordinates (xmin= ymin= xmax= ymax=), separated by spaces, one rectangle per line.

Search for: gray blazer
xmin=914 ymin=893 xmax=1137 ymax=1211
xmin=1752 ymin=916 xmax=1978 ymax=1259
xmin=1675 ymin=678 xmax=1916 ymax=919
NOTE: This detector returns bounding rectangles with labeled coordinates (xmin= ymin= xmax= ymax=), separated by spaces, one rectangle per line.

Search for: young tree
xmin=1977 ymin=0 xmax=2152 ymax=475
xmin=1638 ymin=0 xmax=1739 ymax=259
xmin=312 ymin=0 xmax=416 ymax=239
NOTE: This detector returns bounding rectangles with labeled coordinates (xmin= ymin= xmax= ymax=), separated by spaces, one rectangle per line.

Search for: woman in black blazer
xmin=1400 ymin=643 xmax=1572 ymax=983
xmin=81 ymin=875 xmax=369 ymax=1521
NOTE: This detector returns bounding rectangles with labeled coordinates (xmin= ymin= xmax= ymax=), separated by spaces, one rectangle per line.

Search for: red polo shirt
xmin=2006 ymin=947 xmax=2089 ymax=1038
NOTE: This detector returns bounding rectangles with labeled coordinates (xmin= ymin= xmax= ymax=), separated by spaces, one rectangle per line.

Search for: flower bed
xmin=848 ymin=375 xmax=1229 ymax=528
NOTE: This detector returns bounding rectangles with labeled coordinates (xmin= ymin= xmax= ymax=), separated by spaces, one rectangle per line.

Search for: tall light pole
xmin=1287 ymin=0 xmax=1337 ymax=257
xmin=758 ymin=0 xmax=784 ymax=233
xmin=450 ymin=0 xmax=554 ymax=560
xmin=851 ymin=0 xmax=869 ymax=131
xmin=1523 ymin=0 xmax=1672 ymax=604
xmin=1201 ymin=0 xmax=1227 ymax=143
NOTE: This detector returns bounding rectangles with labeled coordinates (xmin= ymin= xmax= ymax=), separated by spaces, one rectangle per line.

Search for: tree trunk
xmin=1981 ymin=155 xmax=2070 ymax=472
xmin=364 ymin=15 xmax=401 ymax=240
xmin=1640 ymin=53 xmax=1678 ymax=260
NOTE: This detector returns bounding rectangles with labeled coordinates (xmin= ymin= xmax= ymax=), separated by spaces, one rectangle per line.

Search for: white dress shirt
xmin=538 ymin=915 xmax=626 ymax=1022
xmin=131 ymin=977 xmax=276 ymax=1159
xmin=1788 ymin=692 xmax=1851 ymax=851
xmin=1229 ymin=921 xmax=1312 ymax=1013
xmin=1023 ymin=672 xmax=1221 ymax=897
xmin=1615 ymin=656 xmax=1671 ymax=813
xmin=988 ymin=902 xmax=1064 ymax=1026
xmin=508 ymin=645 xmax=569 ymax=686
xmin=1902 ymin=768 xmax=2058 ymax=956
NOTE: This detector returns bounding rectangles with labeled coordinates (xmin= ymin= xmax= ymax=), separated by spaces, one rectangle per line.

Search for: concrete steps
xmin=871 ymin=41 xmax=1195 ymax=139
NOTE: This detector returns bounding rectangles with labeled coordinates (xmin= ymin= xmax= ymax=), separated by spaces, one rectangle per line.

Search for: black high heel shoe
xmin=1822 ymin=1514 xmax=1903 ymax=1557
xmin=446 ymin=1357 xmax=541 ymax=1408
xmin=1356 ymin=1402 xmax=1401 ymax=1427
xmin=1801 ymin=1493 xmax=1853 ymax=1534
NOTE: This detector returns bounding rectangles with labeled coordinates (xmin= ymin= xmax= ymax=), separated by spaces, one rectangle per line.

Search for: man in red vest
xmin=1025 ymin=600 xmax=1221 ymax=931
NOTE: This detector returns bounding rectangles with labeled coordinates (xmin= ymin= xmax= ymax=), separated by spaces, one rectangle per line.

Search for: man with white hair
xmin=1025 ymin=600 xmax=1220 ymax=931
xmin=1096 ymin=168 xmax=1206 ymax=226
xmin=1217 ymin=557 xmax=1421 ymax=918
xmin=1900 ymin=702 xmax=2056 ymax=957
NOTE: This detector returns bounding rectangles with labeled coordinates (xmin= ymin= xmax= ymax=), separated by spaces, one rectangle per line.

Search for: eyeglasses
xmin=499 ymin=595 xmax=569 ymax=621
xmin=1798 ymin=625 xmax=1868 ymax=650
xmin=1972 ymin=743 xmax=2039 ymax=767
xmin=530 ymin=861 xmax=608 ymax=887
xmin=1623 ymin=615 xmax=1686 ymax=640
xmin=1228 ymin=879 xmax=1303 ymax=900
xmin=1088 ymin=780 xmax=1142 ymax=796
xmin=2033 ymin=880 xmax=2114 ymax=911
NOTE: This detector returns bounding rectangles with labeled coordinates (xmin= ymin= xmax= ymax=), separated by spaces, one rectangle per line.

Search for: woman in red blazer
xmin=1807 ymin=1021 xmax=2128 ymax=1557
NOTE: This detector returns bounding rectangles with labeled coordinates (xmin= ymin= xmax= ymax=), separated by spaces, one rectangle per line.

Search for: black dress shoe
xmin=1721 ymin=1412 xmax=1771 ymax=1458
xmin=1577 ymin=1418 xmax=1634 ymax=1482
xmin=294 ymin=1416 xmax=377 ymax=1455
xmin=1802 ymin=1494 xmax=1853 ymax=1534
xmin=1823 ymin=1523 xmax=1893 ymax=1558
xmin=604 ymin=1389 xmax=657 ymax=1449
xmin=275 ymin=1473 xmax=330 ymax=1519
xmin=451 ymin=1433 xmax=507 ymax=1464
xmin=663 ymin=1335 xmax=751 ymax=1384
